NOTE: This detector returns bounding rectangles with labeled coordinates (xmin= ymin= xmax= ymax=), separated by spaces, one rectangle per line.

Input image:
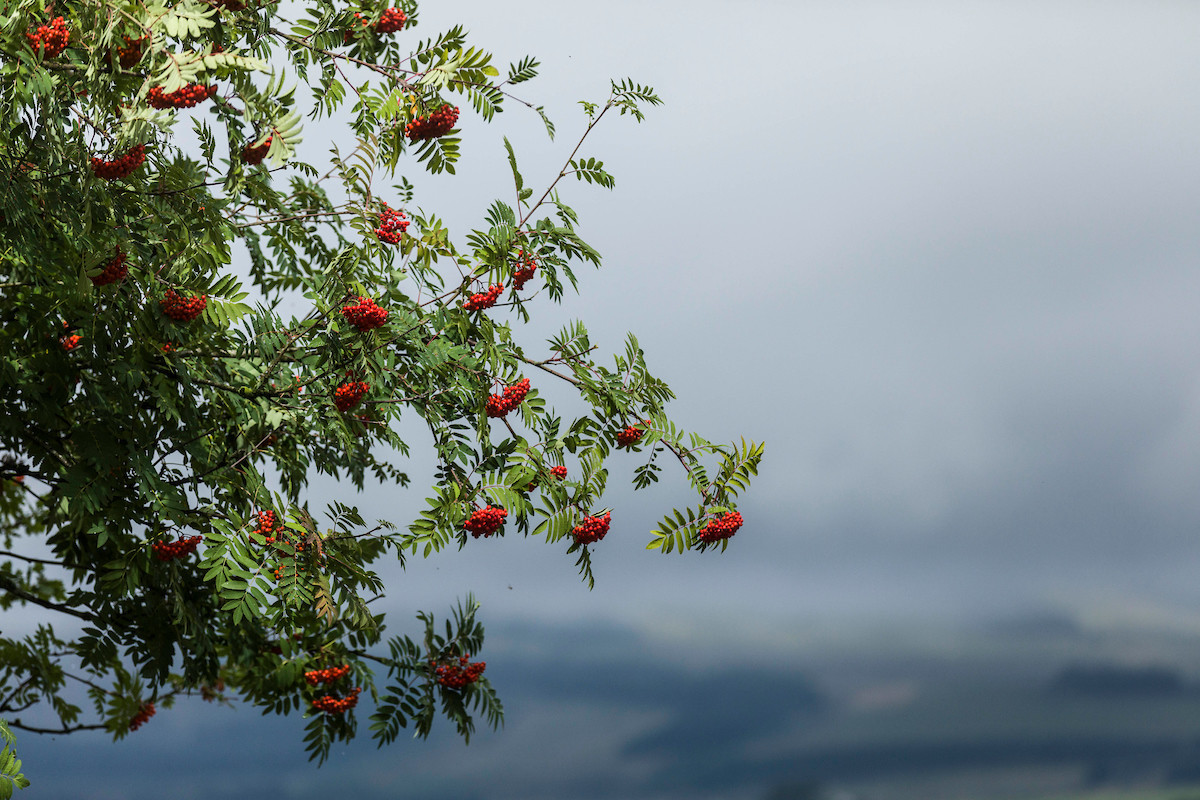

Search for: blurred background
xmin=16 ymin=1 xmax=1200 ymax=797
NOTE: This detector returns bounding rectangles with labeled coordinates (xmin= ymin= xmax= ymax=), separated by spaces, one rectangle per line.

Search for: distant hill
xmin=1049 ymin=664 xmax=1185 ymax=696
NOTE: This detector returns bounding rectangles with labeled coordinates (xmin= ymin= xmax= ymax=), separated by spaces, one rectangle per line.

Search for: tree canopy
xmin=0 ymin=0 xmax=763 ymax=780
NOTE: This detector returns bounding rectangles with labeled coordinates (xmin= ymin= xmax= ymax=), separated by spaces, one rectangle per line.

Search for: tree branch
xmin=0 ymin=574 xmax=96 ymax=621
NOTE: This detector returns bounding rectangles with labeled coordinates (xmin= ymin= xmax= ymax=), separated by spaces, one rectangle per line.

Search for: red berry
xmin=128 ymin=702 xmax=156 ymax=731
xmin=334 ymin=380 xmax=369 ymax=412
xmin=152 ymin=535 xmax=202 ymax=561
xmin=696 ymin=511 xmax=743 ymax=544
xmin=340 ymin=296 xmax=388 ymax=331
xmin=90 ymin=144 xmax=146 ymax=180
xmin=304 ymin=663 xmax=351 ymax=685
xmin=616 ymin=424 xmax=646 ymax=448
xmin=241 ymin=135 xmax=272 ymax=165
xmin=484 ymin=377 xmax=529 ymax=418
xmin=464 ymin=283 xmax=503 ymax=312
xmin=147 ymin=83 xmax=217 ymax=110
xmin=464 ymin=505 xmax=507 ymax=538
xmin=405 ymin=104 xmax=459 ymax=142
xmin=374 ymin=7 xmax=407 ymax=32
xmin=311 ymin=686 xmax=361 ymax=714
xmin=434 ymin=657 xmax=486 ymax=689
xmin=252 ymin=510 xmax=282 ymax=544
xmin=374 ymin=203 xmax=409 ymax=244
xmin=571 ymin=512 xmax=611 ymax=545
xmin=549 ymin=465 xmax=567 ymax=479
xmin=160 ymin=289 xmax=207 ymax=322
xmin=116 ymin=34 xmax=147 ymax=69
xmin=27 ymin=16 xmax=70 ymax=58
xmin=511 ymin=250 xmax=538 ymax=290
xmin=92 ymin=248 xmax=129 ymax=286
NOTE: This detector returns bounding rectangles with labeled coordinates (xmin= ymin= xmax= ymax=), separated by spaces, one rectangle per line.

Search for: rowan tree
xmin=0 ymin=0 xmax=763 ymax=786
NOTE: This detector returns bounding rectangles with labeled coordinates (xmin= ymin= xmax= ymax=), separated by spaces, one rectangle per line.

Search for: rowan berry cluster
xmin=433 ymin=655 xmax=486 ymax=689
xmin=304 ymin=664 xmax=352 ymax=685
xmin=61 ymin=333 xmax=81 ymax=351
xmin=311 ymin=687 xmax=361 ymax=714
xmin=341 ymin=296 xmax=388 ymax=331
xmin=253 ymin=510 xmax=282 ymax=544
xmin=696 ymin=511 xmax=743 ymax=544
xmin=128 ymin=702 xmax=156 ymax=731
xmin=512 ymin=250 xmax=538 ymax=290
xmin=92 ymin=249 xmax=128 ymax=286
xmin=485 ymin=377 xmax=530 ymax=418
xmin=147 ymin=83 xmax=217 ymax=109
xmin=27 ymin=17 xmax=69 ymax=57
xmin=375 ymin=203 xmax=409 ymax=244
xmin=152 ymin=535 xmax=202 ymax=561
xmin=334 ymin=380 xmax=369 ymax=411
xmin=116 ymin=35 xmax=147 ymax=69
xmin=405 ymin=104 xmax=459 ymax=142
xmin=464 ymin=505 xmax=507 ymax=538
xmin=160 ymin=289 xmax=208 ymax=322
xmin=90 ymin=144 xmax=146 ymax=180
xmin=241 ymin=135 xmax=271 ymax=165
xmin=572 ymin=512 xmax=611 ymax=545
xmin=463 ymin=283 xmax=503 ymax=312
xmin=375 ymin=7 xmax=407 ymax=32
xmin=616 ymin=424 xmax=646 ymax=448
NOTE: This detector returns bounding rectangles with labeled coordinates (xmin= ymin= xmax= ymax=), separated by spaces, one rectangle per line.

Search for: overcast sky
xmin=284 ymin=0 xmax=1200 ymax=636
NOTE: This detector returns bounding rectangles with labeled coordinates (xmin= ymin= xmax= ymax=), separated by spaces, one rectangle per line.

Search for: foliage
xmin=0 ymin=0 xmax=762 ymax=774
xmin=0 ymin=719 xmax=29 ymax=798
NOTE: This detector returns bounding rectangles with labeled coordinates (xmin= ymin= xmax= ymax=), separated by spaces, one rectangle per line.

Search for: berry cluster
xmin=464 ymin=505 xmax=507 ymax=538
xmin=128 ymin=702 xmax=156 ymax=732
xmin=241 ymin=135 xmax=271 ymax=165
xmin=616 ymin=424 xmax=646 ymax=448
xmin=152 ymin=535 xmax=202 ymax=561
xmin=160 ymin=289 xmax=207 ymax=322
xmin=341 ymin=296 xmax=388 ymax=331
xmin=311 ymin=687 xmax=361 ymax=714
xmin=696 ymin=511 xmax=743 ymax=544
xmin=27 ymin=17 xmax=69 ymax=58
xmin=147 ymin=83 xmax=217 ymax=109
xmin=253 ymin=510 xmax=282 ymax=544
xmin=61 ymin=332 xmax=82 ymax=351
xmin=511 ymin=250 xmax=538 ymax=290
xmin=405 ymin=104 xmax=459 ymax=142
xmin=375 ymin=7 xmax=407 ymax=32
xmin=433 ymin=655 xmax=486 ymax=689
xmin=375 ymin=203 xmax=409 ymax=244
xmin=485 ymin=377 xmax=530 ymax=418
xmin=463 ymin=283 xmax=503 ymax=312
xmin=334 ymin=380 xmax=369 ymax=411
xmin=116 ymin=34 xmax=147 ymax=69
xmin=304 ymin=664 xmax=351 ymax=685
xmin=90 ymin=144 xmax=146 ymax=180
xmin=92 ymin=249 xmax=128 ymax=286
xmin=572 ymin=512 xmax=611 ymax=545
